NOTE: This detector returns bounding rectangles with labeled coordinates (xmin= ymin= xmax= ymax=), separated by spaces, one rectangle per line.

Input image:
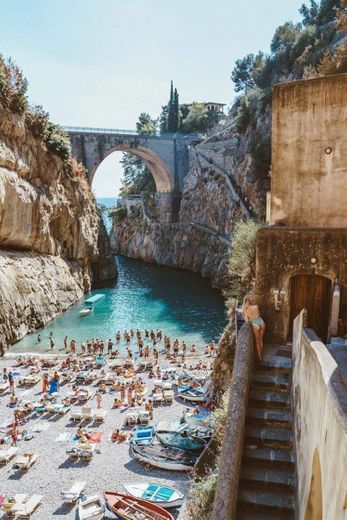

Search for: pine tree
xmin=173 ymin=88 xmax=179 ymax=131
xmin=167 ymin=80 xmax=175 ymax=132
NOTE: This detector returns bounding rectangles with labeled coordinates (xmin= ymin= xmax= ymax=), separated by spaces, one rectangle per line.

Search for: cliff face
xmin=0 ymin=107 xmax=116 ymax=348
xmin=111 ymin=144 xmax=254 ymax=288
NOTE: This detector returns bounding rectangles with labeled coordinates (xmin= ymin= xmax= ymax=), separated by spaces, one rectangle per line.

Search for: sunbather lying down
xmin=111 ymin=429 xmax=128 ymax=443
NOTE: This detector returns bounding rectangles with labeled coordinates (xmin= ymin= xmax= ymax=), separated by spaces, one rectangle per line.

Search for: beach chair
xmin=13 ymin=453 xmax=38 ymax=470
xmin=68 ymin=448 xmax=80 ymax=462
xmin=61 ymin=480 xmax=86 ymax=503
xmin=80 ymin=444 xmax=95 ymax=462
xmin=94 ymin=410 xmax=107 ymax=423
xmin=70 ymin=408 xmax=83 ymax=421
xmin=16 ymin=494 xmax=42 ymax=519
xmin=81 ymin=407 xmax=93 ymax=421
xmin=153 ymin=393 xmax=163 ymax=406
xmin=163 ymin=389 xmax=174 ymax=404
xmin=46 ymin=403 xmax=57 ymax=414
xmin=138 ymin=411 xmax=150 ymax=425
xmin=3 ymin=494 xmax=28 ymax=518
xmin=57 ymin=405 xmax=70 ymax=415
xmin=0 ymin=446 xmax=18 ymax=465
xmin=124 ymin=412 xmax=138 ymax=426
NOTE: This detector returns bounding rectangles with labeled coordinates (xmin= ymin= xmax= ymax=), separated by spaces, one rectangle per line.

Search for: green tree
xmin=180 ymin=102 xmax=222 ymax=133
xmin=136 ymin=112 xmax=157 ymax=135
xmin=270 ymin=22 xmax=301 ymax=54
xmin=159 ymin=104 xmax=169 ymax=132
xmin=167 ymin=80 xmax=177 ymax=132
xmin=299 ymin=0 xmax=319 ymax=26
xmin=231 ymin=54 xmax=257 ymax=92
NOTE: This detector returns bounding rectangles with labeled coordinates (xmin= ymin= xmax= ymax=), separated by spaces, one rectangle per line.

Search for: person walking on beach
xmin=107 ymin=339 xmax=113 ymax=355
xmin=94 ymin=392 xmax=102 ymax=409
xmin=64 ymin=336 xmax=68 ymax=351
xmin=8 ymin=371 xmax=14 ymax=394
xmin=42 ymin=373 xmax=49 ymax=394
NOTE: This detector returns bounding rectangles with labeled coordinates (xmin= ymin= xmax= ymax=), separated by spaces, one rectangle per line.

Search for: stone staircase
xmin=236 ymin=350 xmax=296 ymax=519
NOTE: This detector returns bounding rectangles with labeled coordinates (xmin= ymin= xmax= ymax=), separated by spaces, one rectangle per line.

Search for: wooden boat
xmin=177 ymin=386 xmax=205 ymax=402
xmin=131 ymin=443 xmax=198 ymax=471
xmin=156 ymin=431 xmax=206 ymax=451
xmin=131 ymin=426 xmax=155 ymax=446
xmin=77 ymin=493 xmax=105 ymax=519
xmin=104 ymin=491 xmax=174 ymax=520
xmin=123 ymin=483 xmax=184 ymax=509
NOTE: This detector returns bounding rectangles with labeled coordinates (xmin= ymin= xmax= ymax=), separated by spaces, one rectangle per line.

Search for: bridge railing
xmin=60 ymin=125 xmax=202 ymax=140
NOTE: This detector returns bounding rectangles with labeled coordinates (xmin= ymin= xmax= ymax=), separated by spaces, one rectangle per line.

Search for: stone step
xmin=237 ymin=488 xmax=295 ymax=512
xmin=256 ymin=356 xmax=292 ymax=375
xmin=237 ymin=508 xmax=295 ymax=519
xmin=251 ymin=373 xmax=291 ymax=392
xmin=245 ymin=425 xmax=293 ymax=449
xmin=243 ymin=446 xmax=294 ymax=469
xmin=240 ymin=466 xmax=295 ymax=489
xmin=246 ymin=407 xmax=293 ymax=428
xmin=249 ymin=390 xmax=291 ymax=409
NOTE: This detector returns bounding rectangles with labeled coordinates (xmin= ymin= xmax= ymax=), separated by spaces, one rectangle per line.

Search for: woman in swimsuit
xmin=242 ymin=295 xmax=266 ymax=361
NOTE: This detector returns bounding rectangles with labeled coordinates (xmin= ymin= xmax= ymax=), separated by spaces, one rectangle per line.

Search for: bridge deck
xmin=61 ymin=125 xmax=201 ymax=140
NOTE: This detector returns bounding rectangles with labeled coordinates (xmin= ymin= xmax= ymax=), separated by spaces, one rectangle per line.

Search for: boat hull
xmin=123 ymin=483 xmax=184 ymax=509
xmin=104 ymin=491 xmax=174 ymax=519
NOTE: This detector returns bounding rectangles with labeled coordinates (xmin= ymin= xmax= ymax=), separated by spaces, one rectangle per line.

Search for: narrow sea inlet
xmin=11 ymin=256 xmax=227 ymax=354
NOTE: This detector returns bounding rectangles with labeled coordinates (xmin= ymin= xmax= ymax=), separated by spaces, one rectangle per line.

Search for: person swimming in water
xmin=241 ymin=294 xmax=266 ymax=361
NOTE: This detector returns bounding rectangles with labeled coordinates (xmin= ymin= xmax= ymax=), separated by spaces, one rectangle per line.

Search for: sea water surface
xmin=11 ymin=256 xmax=227 ymax=354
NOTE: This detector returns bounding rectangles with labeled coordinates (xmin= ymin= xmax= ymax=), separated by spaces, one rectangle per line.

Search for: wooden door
xmin=289 ymin=275 xmax=332 ymax=342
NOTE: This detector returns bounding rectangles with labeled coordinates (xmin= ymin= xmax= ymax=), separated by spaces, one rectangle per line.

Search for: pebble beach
xmin=0 ymin=343 xmax=215 ymax=519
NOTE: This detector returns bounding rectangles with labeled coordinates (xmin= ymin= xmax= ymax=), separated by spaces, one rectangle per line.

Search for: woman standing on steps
xmin=242 ymin=295 xmax=265 ymax=361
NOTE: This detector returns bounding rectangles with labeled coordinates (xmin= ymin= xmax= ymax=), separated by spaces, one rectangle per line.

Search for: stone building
xmin=255 ymin=74 xmax=347 ymax=344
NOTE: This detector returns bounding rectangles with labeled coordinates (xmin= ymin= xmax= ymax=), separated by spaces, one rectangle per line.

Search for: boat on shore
xmin=104 ymin=491 xmax=174 ymax=519
xmin=131 ymin=443 xmax=198 ymax=471
xmin=156 ymin=431 xmax=206 ymax=451
xmin=77 ymin=493 xmax=105 ymax=519
xmin=131 ymin=426 xmax=155 ymax=446
xmin=123 ymin=483 xmax=184 ymax=509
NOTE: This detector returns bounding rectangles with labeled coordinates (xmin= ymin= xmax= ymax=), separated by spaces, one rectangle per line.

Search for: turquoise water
xmin=11 ymin=256 xmax=227 ymax=354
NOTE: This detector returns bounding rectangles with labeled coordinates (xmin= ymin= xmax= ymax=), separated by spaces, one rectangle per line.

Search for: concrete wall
xmin=292 ymin=310 xmax=347 ymax=520
xmin=254 ymin=226 xmax=347 ymax=343
xmin=271 ymin=74 xmax=347 ymax=227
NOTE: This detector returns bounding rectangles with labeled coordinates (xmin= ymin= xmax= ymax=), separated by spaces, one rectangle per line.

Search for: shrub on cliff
xmin=26 ymin=105 xmax=71 ymax=160
xmin=0 ymin=56 xmax=28 ymax=114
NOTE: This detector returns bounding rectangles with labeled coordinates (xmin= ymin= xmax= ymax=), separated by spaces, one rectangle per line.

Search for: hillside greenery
xmin=0 ymin=55 xmax=71 ymax=161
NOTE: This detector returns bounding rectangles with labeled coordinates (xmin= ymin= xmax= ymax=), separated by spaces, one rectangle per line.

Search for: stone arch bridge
xmin=63 ymin=126 xmax=200 ymax=221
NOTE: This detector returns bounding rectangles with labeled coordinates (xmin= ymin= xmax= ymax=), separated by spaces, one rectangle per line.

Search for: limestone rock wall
xmin=0 ymin=107 xmax=116 ymax=347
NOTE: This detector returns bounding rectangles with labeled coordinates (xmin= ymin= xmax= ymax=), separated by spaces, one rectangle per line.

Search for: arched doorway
xmin=289 ymin=274 xmax=332 ymax=342
xmin=304 ymin=449 xmax=323 ymax=520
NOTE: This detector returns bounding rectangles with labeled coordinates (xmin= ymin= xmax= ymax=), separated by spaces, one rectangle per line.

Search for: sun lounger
xmin=0 ymin=446 xmax=18 ymax=464
xmin=153 ymin=394 xmax=163 ymax=405
xmin=57 ymin=405 xmax=70 ymax=415
xmin=15 ymin=494 xmax=42 ymax=519
xmin=70 ymin=408 xmax=83 ymax=421
xmin=3 ymin=494 xmax=28 ymax=518
xmin=81 ymin=407 xmax=93 ymax=421
xmin=61 ymin=480 xmax=86 ymax=502
xmin=94 ymin=410 xmax=107 ymax=422
xmin=138 ymin=411 xmax=150 ymax=425
xmin=13 ymin=453 xmax=38 ymax=470
xmin=163 ymin=390 xmax=174 ymax=403
xmin=124 ymin=412 xmax=138 ymax=426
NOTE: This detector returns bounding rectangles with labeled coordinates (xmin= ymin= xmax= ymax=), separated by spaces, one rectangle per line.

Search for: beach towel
xmin=55 ymin=432 xmax=73 ymax=442
xmin=73 ymin=432 xmax=103 ymax=443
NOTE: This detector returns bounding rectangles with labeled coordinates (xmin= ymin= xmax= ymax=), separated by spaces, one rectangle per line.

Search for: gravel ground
xmin=0 ymin=350 xmax=212 ymax=519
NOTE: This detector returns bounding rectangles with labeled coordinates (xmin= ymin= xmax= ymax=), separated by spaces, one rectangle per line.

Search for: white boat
xmin=80 ymin=306 xmax=93 ymax=317
xmin=123 ymin=482 xmax=184 ymax=509
xmin=77 ymin=494 xmax=105 ymax=520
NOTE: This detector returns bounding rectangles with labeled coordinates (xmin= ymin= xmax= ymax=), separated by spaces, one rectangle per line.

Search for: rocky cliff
xmin=111 ymin=142 xmax=256 ymax=288
xmin=0 ymin=106 xmax=116 ymax=349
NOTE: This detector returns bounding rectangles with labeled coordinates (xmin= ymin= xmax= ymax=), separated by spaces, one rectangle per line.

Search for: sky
xmin=0 ymin=0 xmax=303 ymax=197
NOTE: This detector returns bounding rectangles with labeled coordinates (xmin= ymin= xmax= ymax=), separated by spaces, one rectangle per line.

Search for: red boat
xmin=104 ymin=491 xmax=174 ymax=520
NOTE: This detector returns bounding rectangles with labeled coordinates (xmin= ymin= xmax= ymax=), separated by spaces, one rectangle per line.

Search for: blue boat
xmin=80 ymin=294 xmax=105 ymax=317
xmin=131 ymin=426 xmax=155 ymax=446
xmin=123 ymin=483 xmax=184 ymax=509
xmin=156 ymin=430 xmax=206 ymax=451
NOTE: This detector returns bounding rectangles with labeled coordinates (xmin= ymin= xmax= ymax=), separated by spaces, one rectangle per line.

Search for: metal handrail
xmin=60 ymin=125 xmax=201 ymax=139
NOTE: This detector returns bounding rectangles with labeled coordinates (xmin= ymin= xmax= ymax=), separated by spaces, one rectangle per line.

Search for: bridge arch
xmin=90 ymin=144 xmax=174 ymax=193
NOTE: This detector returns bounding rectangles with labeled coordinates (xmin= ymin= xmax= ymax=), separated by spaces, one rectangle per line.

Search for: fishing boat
xmin=156 ymin=431 xmax=206 ymax=451
xmin=79 ymin=294 xmax=105 ymax=317
xmin=77 ymin=493 xmax=105 ymax=520
xmin=104 ymin=491 xmax=174 ymax=520
xmin=131 ymin=426 xmax=155 ymax=446
xmin=123 ymin=483 xmax=184 ymax=509
xmin=177 ymin=386 xmax=206 ymax=402
xmin=131 ymin=443 xmax=198 ymax=471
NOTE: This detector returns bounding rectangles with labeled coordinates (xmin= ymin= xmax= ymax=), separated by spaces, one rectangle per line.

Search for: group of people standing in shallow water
xmin=37 ymin=327 xmax=218 ymax=365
